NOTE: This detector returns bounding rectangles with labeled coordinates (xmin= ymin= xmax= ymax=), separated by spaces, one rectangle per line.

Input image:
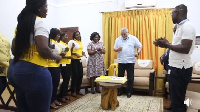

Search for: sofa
xmin=164 ymin=62 xmax=200 ymax=111
xmin=80 ymin=57 xmax=90 ymax=91
xmin=108 ymin=59 xmax=155 ymax=95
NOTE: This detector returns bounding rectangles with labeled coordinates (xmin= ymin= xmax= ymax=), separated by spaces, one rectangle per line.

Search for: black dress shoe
xmin=91 ymin=90 xmax=95 ymax=94
xmin=71 ymin=92 xmax=76 ymax=97
xmin=127 ymin=93 xmax=131 ymax=98
xmin=118 ymin=91 xmax=122 ymax=96
xmin=96 ymin=90 xmax=101 ymax=93
xmin=164 ymin=105 xmax=172 ymax=110
xmin=76 ymin=91 xmax=84 ymax=95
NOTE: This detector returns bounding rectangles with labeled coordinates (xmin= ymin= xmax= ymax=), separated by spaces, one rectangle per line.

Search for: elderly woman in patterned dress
xmin=87 ymin=32 xmax=106 ymax=94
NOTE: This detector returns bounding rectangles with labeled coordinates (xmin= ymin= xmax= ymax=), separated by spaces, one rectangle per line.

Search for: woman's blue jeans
xmin=7 ymin=60 xmax=52 ymax=112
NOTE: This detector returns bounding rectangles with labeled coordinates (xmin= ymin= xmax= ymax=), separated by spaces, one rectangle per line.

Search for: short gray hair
xmin=120 ymin=27 xmax=128 ymax=33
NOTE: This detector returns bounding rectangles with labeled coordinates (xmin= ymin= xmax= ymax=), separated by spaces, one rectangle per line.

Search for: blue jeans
xmin=7 ymin=60 xmax=52 ymax=112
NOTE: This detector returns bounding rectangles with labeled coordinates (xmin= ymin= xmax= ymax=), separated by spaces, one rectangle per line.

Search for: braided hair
xmin=14 ymin=0 xmax=47 ymax=62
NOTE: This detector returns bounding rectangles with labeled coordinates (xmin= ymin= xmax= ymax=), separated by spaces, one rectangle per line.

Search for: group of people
xmin=5 ymin=0 xmax=106 ymax=111
xmin=0 ymin=0 xmax=196 ymax=112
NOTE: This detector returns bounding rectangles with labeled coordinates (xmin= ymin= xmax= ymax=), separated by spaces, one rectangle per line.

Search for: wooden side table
xmin=154 ymin=76 xmax=166 ymax=96
xmin=98 ymin=82 xmax=123 ymax=111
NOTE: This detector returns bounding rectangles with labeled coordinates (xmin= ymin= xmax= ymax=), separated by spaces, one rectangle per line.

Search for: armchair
xmin=108 ymin=59 xmax=155 ymax=95
xmin=131 ymin=60 xmax=155 ymax=95
xmin=164 ymin=62 xmax=200 ymax=111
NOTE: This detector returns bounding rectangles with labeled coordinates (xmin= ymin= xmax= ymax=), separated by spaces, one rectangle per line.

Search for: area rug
xmin=56 ymin=94 xmax=163 ymax=112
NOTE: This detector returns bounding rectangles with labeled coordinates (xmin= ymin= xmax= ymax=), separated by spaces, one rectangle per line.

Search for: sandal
xmin=50 ymin=103 xmax=58 ymax=109
xmin=64 ymin=96 xmax=71 ymax=100
xmin=58 ymin=97 xmax=67 ymax=103
xmin=54 ymin=100 xmax=62 ymax=106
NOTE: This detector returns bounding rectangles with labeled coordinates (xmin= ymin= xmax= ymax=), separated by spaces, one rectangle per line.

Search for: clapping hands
xmin=153 ymin=37 xmax=169 ymax=48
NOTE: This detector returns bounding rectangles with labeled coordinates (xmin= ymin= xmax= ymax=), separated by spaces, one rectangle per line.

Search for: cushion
xmin=187 ymin=82 xmax=200 ymax=93
xmin=81 ymin=57 xmax=87 ymax=68
xmin=82 ymin=75 xmax=90 ymax=84
xmin=165 ymin=82 xmax=200 ymax=93
xmin=192 ymin=74 xmax=200 ymax=78
xmin=135 ymin=60 xmax=153 ymax=69
xmin=185 ymin=90 xmax=200 ymax=110
xmin=83 ymin=68 xmax=87 ymax=75
xmin=134 ymin=69 xmax=154 ymax=77
xmin=134 ymin=77 xmax=149 ymax=86
xmin=134 ymin=86 xmax=149 ymax=89
xmin=193 ymin=62 xmax=200 ymax=75
xmin=114 ymin=59 xmax=118 ymax=63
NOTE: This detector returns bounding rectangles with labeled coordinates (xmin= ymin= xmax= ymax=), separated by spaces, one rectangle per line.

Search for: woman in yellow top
xmin=0 ymin=34 xmax=11 ymax=95
xmin=57 ymin=32 xmax=72 ymax=102
xmin=48 ymin=28 xmax=63 ymax=109
xmin=7 ymin=0 xmax=62 ymax=112
xmin=71 ymin=31 xmax=85 ymax=97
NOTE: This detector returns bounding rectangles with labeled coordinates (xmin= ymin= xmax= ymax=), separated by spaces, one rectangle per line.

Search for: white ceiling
xmin=49 ymin=0 xmax=116 ymax=6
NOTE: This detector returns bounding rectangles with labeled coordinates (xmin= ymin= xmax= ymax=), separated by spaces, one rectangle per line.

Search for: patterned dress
xmin=87 ymin=41 xmax=106 ymax=78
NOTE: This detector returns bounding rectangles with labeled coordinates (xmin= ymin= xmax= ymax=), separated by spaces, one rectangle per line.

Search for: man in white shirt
xmin=154 ymin=4 xmax=196 ymax=112
xmin=114 ymin=27 xmax=142 ymax=98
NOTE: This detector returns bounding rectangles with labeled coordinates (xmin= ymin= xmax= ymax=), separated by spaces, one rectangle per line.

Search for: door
xmin=60 ymin=27 xmax=79 ymax=43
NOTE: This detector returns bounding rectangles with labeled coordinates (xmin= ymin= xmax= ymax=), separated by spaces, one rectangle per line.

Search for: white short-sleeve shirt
xmin=30 ymin=17 xmax=49 ymax=44
xmin=114 ymin=34 xmax=142 ymax=63
xmin=34 ymin=17 xmax=49 ymax=38
xmin=169 ymin=21 xmax=196 ymax=69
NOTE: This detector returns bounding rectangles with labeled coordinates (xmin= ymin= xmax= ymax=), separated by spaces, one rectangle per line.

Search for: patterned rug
xmin=56 ymin=93 xmax=163 ymax=112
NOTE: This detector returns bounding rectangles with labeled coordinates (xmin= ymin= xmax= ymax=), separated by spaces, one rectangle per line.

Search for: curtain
xmin=102 ymin=9 xmax=173 ymax=90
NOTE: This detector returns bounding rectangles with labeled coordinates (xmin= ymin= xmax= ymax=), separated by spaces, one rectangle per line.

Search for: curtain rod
xmin=100 ymin=7 xmax=174 ymax=13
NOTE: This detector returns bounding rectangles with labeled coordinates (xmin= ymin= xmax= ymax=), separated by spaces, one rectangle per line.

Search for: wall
xmin=0 ymin=0 xmax=200 ymax=59
xmin=0 ymin=0 xmax=57 ymax=42
xmin=53 ymin=0 xmax=200 ymax=57
xmin=54 ymin=0 xmax=118 ymax=54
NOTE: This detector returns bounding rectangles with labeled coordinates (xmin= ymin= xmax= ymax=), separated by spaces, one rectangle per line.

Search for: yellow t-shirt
xmin=72 ymin=39 xmax=83 ymax=59
xmin=21 ymin=16 xmax=49 ymax=67
xmin=0 ymin=34 xmax=11 ymax=76
xmin=48 ymin=39 xmax=61 ymax=67
xmin=59 ymin=41 xmax=71 ymax=64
